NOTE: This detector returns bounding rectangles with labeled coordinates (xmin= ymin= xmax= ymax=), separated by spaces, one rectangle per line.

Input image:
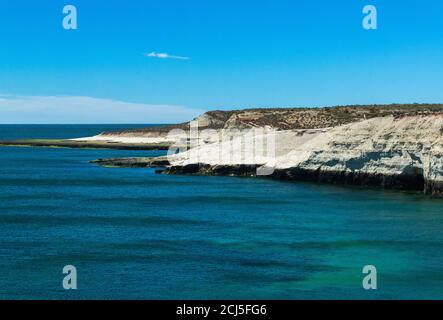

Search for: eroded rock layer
xmin=167 ymin=115 xmax=443 ymax=196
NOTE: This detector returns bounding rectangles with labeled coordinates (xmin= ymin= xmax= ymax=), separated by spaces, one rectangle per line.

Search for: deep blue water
xmin=0 ymin=125 xmax=442 ymax=300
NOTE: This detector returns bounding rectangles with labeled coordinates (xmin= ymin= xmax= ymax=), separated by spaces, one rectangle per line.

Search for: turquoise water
xmin=0 ymin=125 xmax=442 ymax=300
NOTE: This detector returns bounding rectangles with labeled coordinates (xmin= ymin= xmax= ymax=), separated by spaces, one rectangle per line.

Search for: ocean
xmin=0 ymin=125 xmax=442 ymax=299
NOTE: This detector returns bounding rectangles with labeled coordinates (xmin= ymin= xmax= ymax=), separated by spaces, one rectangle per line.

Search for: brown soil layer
xmin=103 ymin=104 xmax=443 ymax=134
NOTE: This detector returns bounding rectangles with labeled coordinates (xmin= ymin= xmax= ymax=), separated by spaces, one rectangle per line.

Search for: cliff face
xmin=275 ymin=115 xmax=443 ymax=194
xmin=89 ymin=104 xmax=443 ymax=151
xmin=167 ymin=114 xmax=443 ymax=196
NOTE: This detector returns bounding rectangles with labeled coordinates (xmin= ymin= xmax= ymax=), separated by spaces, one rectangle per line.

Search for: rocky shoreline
xmin=164 ymin=163 xmax=441 ymax=195
xmin=91 ymin=156 xmax=170 ymax=168
xmin=94 ymin=156 xmax=442 ymax=196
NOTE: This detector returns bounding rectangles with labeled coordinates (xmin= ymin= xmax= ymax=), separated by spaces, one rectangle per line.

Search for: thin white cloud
xmin=144 ymin=52 xmax=190 ymax=60
xmin=0 ymin=94 xmax=204 ymax=124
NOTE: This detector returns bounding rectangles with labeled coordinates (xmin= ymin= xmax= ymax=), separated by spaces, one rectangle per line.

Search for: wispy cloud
xmin=144 ymin=52 xmax=190 ymax=60
xmin=0 ymin=94 xmax=204 ymax=124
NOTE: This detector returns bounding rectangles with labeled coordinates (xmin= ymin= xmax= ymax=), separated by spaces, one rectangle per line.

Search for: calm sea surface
xmin=0 ymin=125 xmax=442 ymax=299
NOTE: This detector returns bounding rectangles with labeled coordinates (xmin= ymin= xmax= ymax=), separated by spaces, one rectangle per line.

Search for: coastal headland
xmin=1 ymin=104 xmax=442 ymax=196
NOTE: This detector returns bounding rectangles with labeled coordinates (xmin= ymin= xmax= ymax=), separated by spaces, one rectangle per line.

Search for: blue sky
xmin=1 ymin=0 xmax=443 ymax=123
